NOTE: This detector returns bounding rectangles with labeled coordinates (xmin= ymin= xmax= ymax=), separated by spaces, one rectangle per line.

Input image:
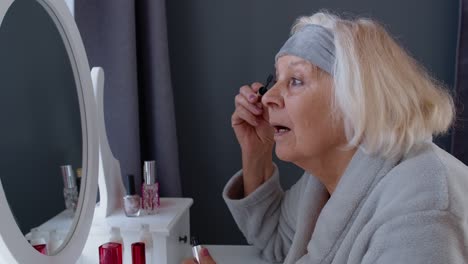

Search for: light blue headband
xmin=275 ymin=24 xmax=336 ymax=75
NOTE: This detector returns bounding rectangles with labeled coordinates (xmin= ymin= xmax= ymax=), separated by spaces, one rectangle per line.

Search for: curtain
xmin=75 ymin=0 xmax=182 ymax=196
xmin=452 ymin=0 xmax=468 ymax=165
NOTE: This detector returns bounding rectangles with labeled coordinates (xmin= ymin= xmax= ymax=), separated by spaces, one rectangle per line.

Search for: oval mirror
xmin=0 ymin=0 xmax=82 ymax=254
xmin=0 ymin=0 xmax=99 ymax=263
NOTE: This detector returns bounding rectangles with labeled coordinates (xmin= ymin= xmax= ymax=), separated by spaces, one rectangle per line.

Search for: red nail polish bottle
xmin=132 ymin=242 xmax=146 ymax=264
xmin=99 ymin=242 xmax=122 ymax=264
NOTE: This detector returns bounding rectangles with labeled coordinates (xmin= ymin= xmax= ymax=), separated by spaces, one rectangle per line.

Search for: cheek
xmin=292 ymin=101 xmax=336 ymax=147
xmin=297 ymin=115 xmax=329 ymax=144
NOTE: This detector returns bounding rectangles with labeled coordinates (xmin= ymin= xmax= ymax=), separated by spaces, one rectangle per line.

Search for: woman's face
xmin=262 ymin=55 xmax=346 ymax=166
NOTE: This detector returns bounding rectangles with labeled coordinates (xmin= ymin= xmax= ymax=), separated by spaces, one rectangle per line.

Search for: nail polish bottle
xmin=131 ymin=242 xmax=146 ymax=264
xmin=61 ymin=165 xmax=78 ymax=212
xmin=142 ymin=161 xmax=160 ymax=215
xmin=99 ymin=242 xmax=122 ymax=264
xmin=191 ymin=236 xmax=203 ymax=263
xmin=108 ymin=226 xmax=124 ymax=256
xmin=109 ymin=226 xmax=124 ymax=245
xmin=76 ymin=168 xmax=82 ymax=193
xmin=123 ymin=174 xmax=141 ymax=217
xmin=30 ymin=228 xmax=48 ymax=255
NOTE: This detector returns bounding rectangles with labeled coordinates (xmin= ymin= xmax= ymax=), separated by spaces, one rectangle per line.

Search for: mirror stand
xmin=90 ymin=67 xmax=126 ymax=219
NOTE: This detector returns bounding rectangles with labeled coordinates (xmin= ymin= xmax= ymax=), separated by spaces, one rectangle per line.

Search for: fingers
xmin=239 ymin=82 xmax=263 ymax=102
xmin=235 ymin=93 xmax=263 ymax=115
xmin=182 ymin=258 xmax=198 ymax=264
xmin=232 ymin=82 xmax=270 ymax=128
xmin=232 ymin=104 xmax=260 ymax=127
xmin=199 ymin=248 xmax=216 ymax=264
xmin=238 ymin=85 xmax=258 ymax=104
xmin=250 ymin=82 xmax=264 ymax=93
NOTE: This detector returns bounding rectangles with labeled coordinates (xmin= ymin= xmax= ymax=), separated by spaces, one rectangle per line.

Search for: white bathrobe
xmin=223 ymin=142 xmax=468 ymax=263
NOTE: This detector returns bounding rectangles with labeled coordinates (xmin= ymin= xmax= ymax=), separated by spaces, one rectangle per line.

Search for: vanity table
xmin=79 ymin=198 xmax=192 ymax=264
xmin=35 ymin=198 xmax=192 ymax=264
xmin=38 ymin=197 xmax=270 ymax=264
xmin=37 ymin=197 xmax=269 ymax=264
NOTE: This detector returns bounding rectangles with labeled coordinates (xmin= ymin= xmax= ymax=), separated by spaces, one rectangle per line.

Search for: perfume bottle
xmin=61 ymin=165 xmax=78 ymax=212
xmin=123 ymin=174 xmax=141 ymax=217
xmin=30 ymin=228 xmax=48 ymax=255
xmin=142 ymin=161 xmax=160 ymax=215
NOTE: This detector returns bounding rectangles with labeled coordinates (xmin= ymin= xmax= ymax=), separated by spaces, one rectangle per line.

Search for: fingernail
xmin=201 ymin=248 xmax=210 ymax=257
xmin=249 ymin=94 xmax=257 ymax=102
xmin=255 ymin=106 xmax=263 ymax=113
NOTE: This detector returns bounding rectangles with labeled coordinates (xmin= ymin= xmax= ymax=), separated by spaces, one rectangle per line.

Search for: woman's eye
xmin=290 ymin=78 xmax=303 ymax=86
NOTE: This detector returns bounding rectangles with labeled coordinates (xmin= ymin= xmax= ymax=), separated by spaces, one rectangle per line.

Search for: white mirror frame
xmin=0 ymin=0 xmax=99 ymax=263
xmin=92 ymin=67 xmax=126 ymax=220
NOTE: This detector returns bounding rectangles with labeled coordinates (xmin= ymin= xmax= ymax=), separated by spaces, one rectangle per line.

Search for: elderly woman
xmin=184 ymin=11 xmax=468 ymax=264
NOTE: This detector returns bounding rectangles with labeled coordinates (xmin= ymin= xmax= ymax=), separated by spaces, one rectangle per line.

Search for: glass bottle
xmin=109 ymin=226 xmax=124 ymax=245
xmin=76 ymin=168 xmax=82 ymax=194
xmin=108 ymin=226 xmax=124 ymax=256
xmin=99 ymin=242 xmax=122 ymax=264
xmin=142 ymin=161 xmax=160 ymax=214
xmin=123 ymin=174 xmax=141 ymax=217
xmin=131 ymin=242 xmax=146 ymax=264
xmin=61 ymin=165 xmax=78 ymax=212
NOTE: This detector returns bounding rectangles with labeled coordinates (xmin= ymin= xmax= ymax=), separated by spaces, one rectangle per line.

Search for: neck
xmin=298 ymin=147 xmax=357 ymax=195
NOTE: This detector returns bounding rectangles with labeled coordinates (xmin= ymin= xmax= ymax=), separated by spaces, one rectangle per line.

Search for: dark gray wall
xmin=167 ymin=0 xmax=459 ymax=244
xmin=0 ymin=0 xmax=82 ymax=234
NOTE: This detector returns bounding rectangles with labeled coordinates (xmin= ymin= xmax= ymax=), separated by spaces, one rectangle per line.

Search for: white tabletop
xmin=204 ymin=245 xmax=271 ymax=264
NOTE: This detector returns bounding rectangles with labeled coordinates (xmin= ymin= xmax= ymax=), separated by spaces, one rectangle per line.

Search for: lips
xmin=274 ymin=125 xmax=291 ymax=133
xmin=270 ymin=123 xmax=291 ymax=136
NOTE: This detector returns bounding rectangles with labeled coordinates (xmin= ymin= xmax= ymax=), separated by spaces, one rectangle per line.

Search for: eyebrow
xmin=274 ymin=59 xmax=311 ymax=77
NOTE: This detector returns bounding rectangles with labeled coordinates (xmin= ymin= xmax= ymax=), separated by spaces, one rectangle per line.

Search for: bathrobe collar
xmin=301 ymin=147 xmax=398 ymax=263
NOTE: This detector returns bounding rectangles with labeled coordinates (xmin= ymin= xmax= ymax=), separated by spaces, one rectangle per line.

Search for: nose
xmin=261 ymin=82 xmax=284 ymax=109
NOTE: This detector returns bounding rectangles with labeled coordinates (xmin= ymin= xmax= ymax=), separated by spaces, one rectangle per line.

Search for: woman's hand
xmin=231 ymin=82 xmax=275 ymax=195
xmin=182 ymin=248 xmax=216 ymax=264
xmin=231 ymin=82 xmax=274 ymax=155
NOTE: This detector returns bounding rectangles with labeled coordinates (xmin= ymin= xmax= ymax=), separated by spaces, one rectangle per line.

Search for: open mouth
xmin=273 ymin=125 xmax=291 ymax=134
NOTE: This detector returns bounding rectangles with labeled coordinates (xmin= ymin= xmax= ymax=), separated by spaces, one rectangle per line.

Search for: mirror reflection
xmin=0 ymin=0 xmax=82 ymax=255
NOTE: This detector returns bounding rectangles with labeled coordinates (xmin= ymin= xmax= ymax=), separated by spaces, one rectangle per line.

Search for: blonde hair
xmin=292 ymin=12 xmax=454 ymax=159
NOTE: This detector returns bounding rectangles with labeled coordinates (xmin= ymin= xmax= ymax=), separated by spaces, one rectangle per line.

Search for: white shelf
xmin=78 ymin=197 xmax=193 ymax=264
xmin=90 ymin=197 xmax=193 ymax=236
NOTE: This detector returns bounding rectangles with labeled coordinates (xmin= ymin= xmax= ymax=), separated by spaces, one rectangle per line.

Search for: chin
xmin=274 ymin=145 xmax=295 ymax=162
